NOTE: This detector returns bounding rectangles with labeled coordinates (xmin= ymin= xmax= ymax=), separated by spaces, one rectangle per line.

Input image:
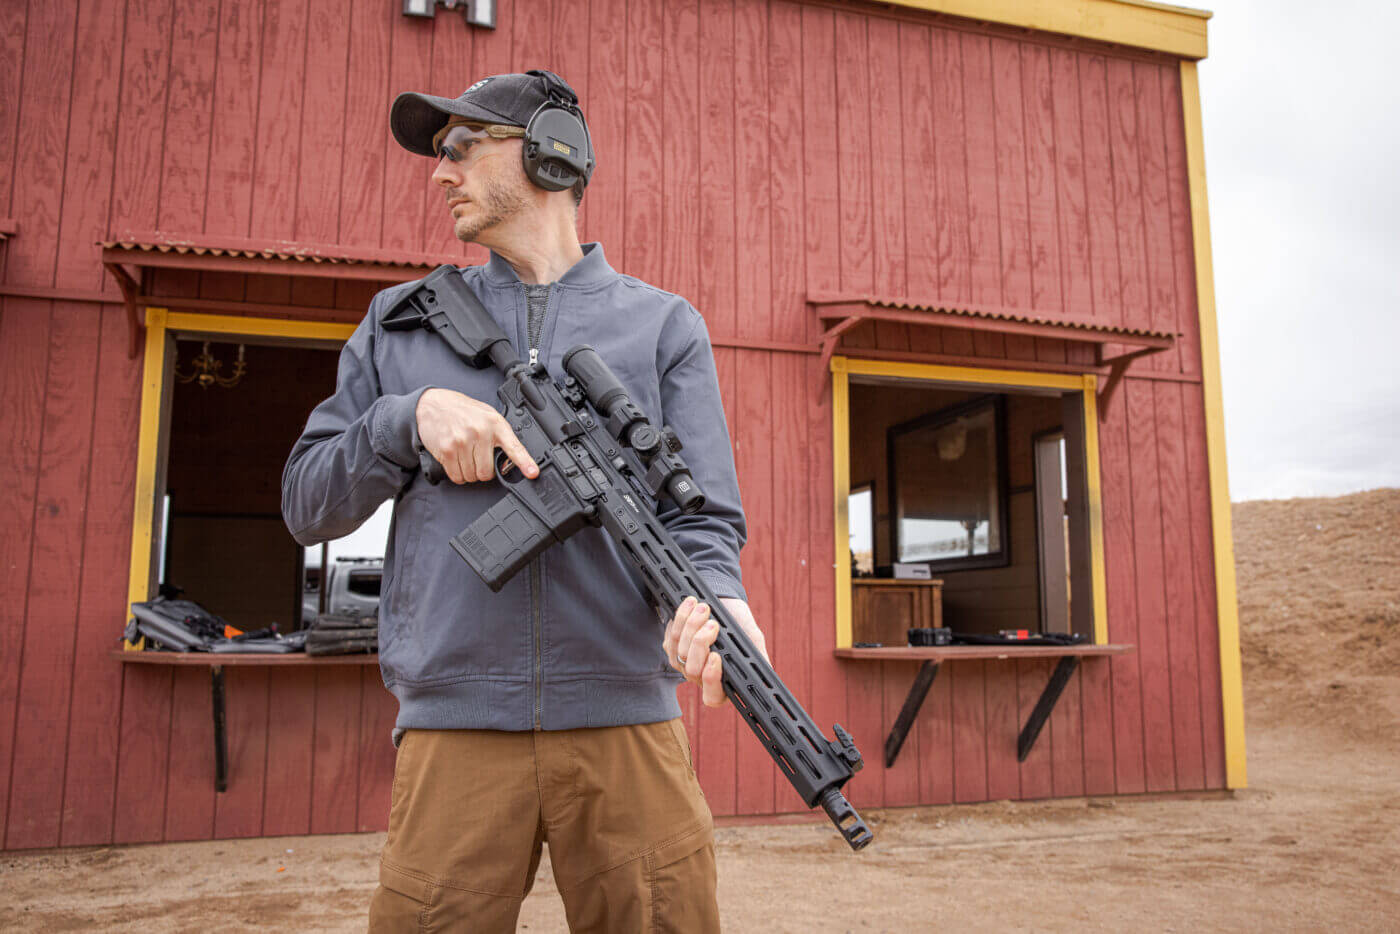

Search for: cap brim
xmin=390 ymin=92 xmax=517 ymax=156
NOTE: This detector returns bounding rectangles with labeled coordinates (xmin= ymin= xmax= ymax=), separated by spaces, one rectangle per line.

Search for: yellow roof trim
xmin=878 ymin=0 xmax=1211 ymax=60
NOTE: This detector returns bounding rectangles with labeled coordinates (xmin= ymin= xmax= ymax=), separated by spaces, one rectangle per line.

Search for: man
xmin=281 ymin=70 xmax=767 ymax=932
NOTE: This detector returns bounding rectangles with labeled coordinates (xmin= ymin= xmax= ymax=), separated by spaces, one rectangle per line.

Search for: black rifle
xmin=384 ymin=266 xmax=873 ymax=851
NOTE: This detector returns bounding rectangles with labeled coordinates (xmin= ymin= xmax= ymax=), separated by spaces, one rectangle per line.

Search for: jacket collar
xmin=482 ymin=241 xmax=613 ymax=288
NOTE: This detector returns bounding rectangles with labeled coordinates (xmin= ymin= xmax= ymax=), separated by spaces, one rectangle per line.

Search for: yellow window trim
xmin=830 ymin=356 xmax=1109 ymax=650
xmin=1180 ymin=61 xmax=1246 ymax=789
xmin=163 ymin=309 xmax=358 ymax=346
xmin=124 ymin=309 xmax=357 ymax=638
xmin=879 ymin=0 xmax=1211 ymax=60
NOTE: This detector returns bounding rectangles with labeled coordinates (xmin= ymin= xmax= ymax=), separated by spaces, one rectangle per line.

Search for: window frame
xmin=830 ymin=355 xmax=1108 ymax=650
xmin=125 ymin=308 xmax=356 ymax=638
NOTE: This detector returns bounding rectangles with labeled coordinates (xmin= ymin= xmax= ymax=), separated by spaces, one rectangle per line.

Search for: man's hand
xmin=415 ymin=388 xmax=539 ymax=484
xmin=663 ymin=596 xmax=769 ymax=708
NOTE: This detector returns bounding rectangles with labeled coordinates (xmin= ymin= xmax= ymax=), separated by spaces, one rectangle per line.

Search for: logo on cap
xmin=463 ymin=78 xmax=492 ymax=94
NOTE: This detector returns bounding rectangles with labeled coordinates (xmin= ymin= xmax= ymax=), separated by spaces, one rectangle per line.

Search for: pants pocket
xmin=369 ymin=861 xmax=434 ymax=933
xmin=664 ymin=718 xmax=696 ymax=773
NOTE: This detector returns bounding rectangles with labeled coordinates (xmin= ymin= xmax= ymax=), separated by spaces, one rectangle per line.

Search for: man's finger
xmin=664 ymin=598 xmax=695 ymax=671
xmin=685 ymin=619 xmax=718 ymax=679
xmin=662 ymin=625 xmax=680 ymax=670
xmin=676 ymin=602 xmax=709 ymax=668
xmin=701 ymin=653 xmax=725 ymax=707
xmin=472 ymin=440 xmax=493 ymax=483
xmin=494 ymin=422 xmax=539 ymax=478
xmin=444 ymin=444 xmax=469 ymax=485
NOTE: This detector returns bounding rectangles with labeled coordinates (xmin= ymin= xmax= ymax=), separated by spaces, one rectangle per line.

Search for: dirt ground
xmin=4 ymin=490 xmax=1398 ymax=932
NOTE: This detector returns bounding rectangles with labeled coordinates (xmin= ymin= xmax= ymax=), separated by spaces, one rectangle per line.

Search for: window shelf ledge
xmin=112 ymin=649 xmax=379 ymax=666
xmin=834 ymin=643 xmax=1133 ymax=662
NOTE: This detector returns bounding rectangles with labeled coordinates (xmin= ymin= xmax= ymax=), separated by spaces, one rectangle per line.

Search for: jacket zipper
xmin=527 ymin=285 xmax=548 ymax=730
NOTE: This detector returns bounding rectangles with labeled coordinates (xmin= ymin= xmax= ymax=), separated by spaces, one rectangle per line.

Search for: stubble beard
xmin=451 ymin=173 xmax=531 ymax=244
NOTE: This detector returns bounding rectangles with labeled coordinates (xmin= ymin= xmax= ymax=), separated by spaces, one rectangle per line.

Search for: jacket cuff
xmin=699 ymin=569 xmax=747 ymax=603
xmin=371 ymin=388 xmax=431 ymax=469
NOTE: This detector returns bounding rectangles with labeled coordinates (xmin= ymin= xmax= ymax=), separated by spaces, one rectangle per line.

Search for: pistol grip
xmin=419 ymin=448 xmax=447 ymax=485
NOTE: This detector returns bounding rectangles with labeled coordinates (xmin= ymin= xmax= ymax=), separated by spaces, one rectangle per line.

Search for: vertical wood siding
xmin=0 ymin=0 xmax=1223 ymax=848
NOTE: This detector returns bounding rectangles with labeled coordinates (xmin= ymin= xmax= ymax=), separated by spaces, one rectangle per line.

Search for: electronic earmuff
xmin=522 ymin=69 xmax=595 ymax=192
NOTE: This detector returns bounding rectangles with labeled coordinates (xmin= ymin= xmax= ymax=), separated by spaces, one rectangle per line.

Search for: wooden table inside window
xmin=113 ymin=650 xmax=381 ymax=793
xmin=834 ymin=644 xmax=1134 ymax=768
xmin=851 ymin=579 xmax=943 ymax=646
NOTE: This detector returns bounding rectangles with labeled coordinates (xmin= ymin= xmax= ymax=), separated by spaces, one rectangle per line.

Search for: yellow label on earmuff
xmin=552 ymin=140 xmax=571 ymax=155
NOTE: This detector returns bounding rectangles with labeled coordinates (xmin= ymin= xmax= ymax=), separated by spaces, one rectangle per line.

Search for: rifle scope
xmin=563 ymin=345 xmax=706 ymax=515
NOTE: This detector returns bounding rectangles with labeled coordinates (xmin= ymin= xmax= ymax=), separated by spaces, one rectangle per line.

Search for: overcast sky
xmin=1201 ymin=0 xmax=1399 ymax=501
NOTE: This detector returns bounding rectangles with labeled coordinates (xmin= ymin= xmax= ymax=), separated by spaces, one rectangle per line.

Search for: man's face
xmin=430 ymin=124 xmax=533 ymax=243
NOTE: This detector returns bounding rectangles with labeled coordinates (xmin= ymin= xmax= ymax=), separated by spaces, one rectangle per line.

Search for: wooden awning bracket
xmin=816 ymin=306 xmax=869 ymax=393
xmin=1095 ymin=345 xmax=1159 ymax=416
xmin=103 ymin=261 xmax=143 ymax=358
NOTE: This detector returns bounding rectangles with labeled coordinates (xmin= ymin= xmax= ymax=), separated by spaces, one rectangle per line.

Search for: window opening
xmin=846 ymin=377 xmax=1094 ymax=643
xmin=301 ymin=502 xmax=392 ymax=625
xmin=160 ymin=339 xmax=382 ymax=633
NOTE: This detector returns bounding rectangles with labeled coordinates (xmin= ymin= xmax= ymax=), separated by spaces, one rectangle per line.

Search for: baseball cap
xmin=390 ymin=70 xmax=582 ymax=157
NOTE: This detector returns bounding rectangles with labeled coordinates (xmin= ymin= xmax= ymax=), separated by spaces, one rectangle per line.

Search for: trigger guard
xmin=495 ymin=449 xmax=526 ymax=485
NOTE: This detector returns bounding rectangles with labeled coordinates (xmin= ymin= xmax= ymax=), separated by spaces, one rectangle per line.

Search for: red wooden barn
xmin=0 ymin=0 xmax=1245 ymax=850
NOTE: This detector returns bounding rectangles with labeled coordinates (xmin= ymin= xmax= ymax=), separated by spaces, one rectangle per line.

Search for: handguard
xmin=386 ymin=266 xmax=874 ymax=851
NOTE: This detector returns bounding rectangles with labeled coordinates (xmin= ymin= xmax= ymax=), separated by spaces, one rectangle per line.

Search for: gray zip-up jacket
xmin=282 ymin=243 xmax=747 ymax=732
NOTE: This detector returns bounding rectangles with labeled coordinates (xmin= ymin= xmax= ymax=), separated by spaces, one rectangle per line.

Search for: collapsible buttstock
xmin=384 ymin=265 xmax=518 ymax=370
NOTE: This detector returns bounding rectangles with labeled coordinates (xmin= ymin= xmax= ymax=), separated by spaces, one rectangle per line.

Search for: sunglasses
xmin=432 ymin=122 xmax=527 ymax=163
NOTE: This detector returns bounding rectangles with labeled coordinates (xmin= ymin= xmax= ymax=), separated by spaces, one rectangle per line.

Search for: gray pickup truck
xmin=302 ymin=557 xmax=381 ymax=625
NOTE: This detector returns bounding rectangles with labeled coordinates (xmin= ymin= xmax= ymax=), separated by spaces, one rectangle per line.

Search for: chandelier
xmin=175 ymin=341 xmax=247 ymax=389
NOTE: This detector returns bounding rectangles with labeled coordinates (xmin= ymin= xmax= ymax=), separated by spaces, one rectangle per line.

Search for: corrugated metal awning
xmin=100 ymin=231 xmax=448 ymax=279
xmin=807 ymin=293 xmax=1178 ymax=413
xmin=100 ymin=231 xmax=454 ymax=357
xmin=808 ymin=293 xmax=1177 ymax=345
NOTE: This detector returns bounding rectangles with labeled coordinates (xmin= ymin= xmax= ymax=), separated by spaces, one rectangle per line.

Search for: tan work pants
xmin=369 ymin=720 xmax=719 ymax=933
